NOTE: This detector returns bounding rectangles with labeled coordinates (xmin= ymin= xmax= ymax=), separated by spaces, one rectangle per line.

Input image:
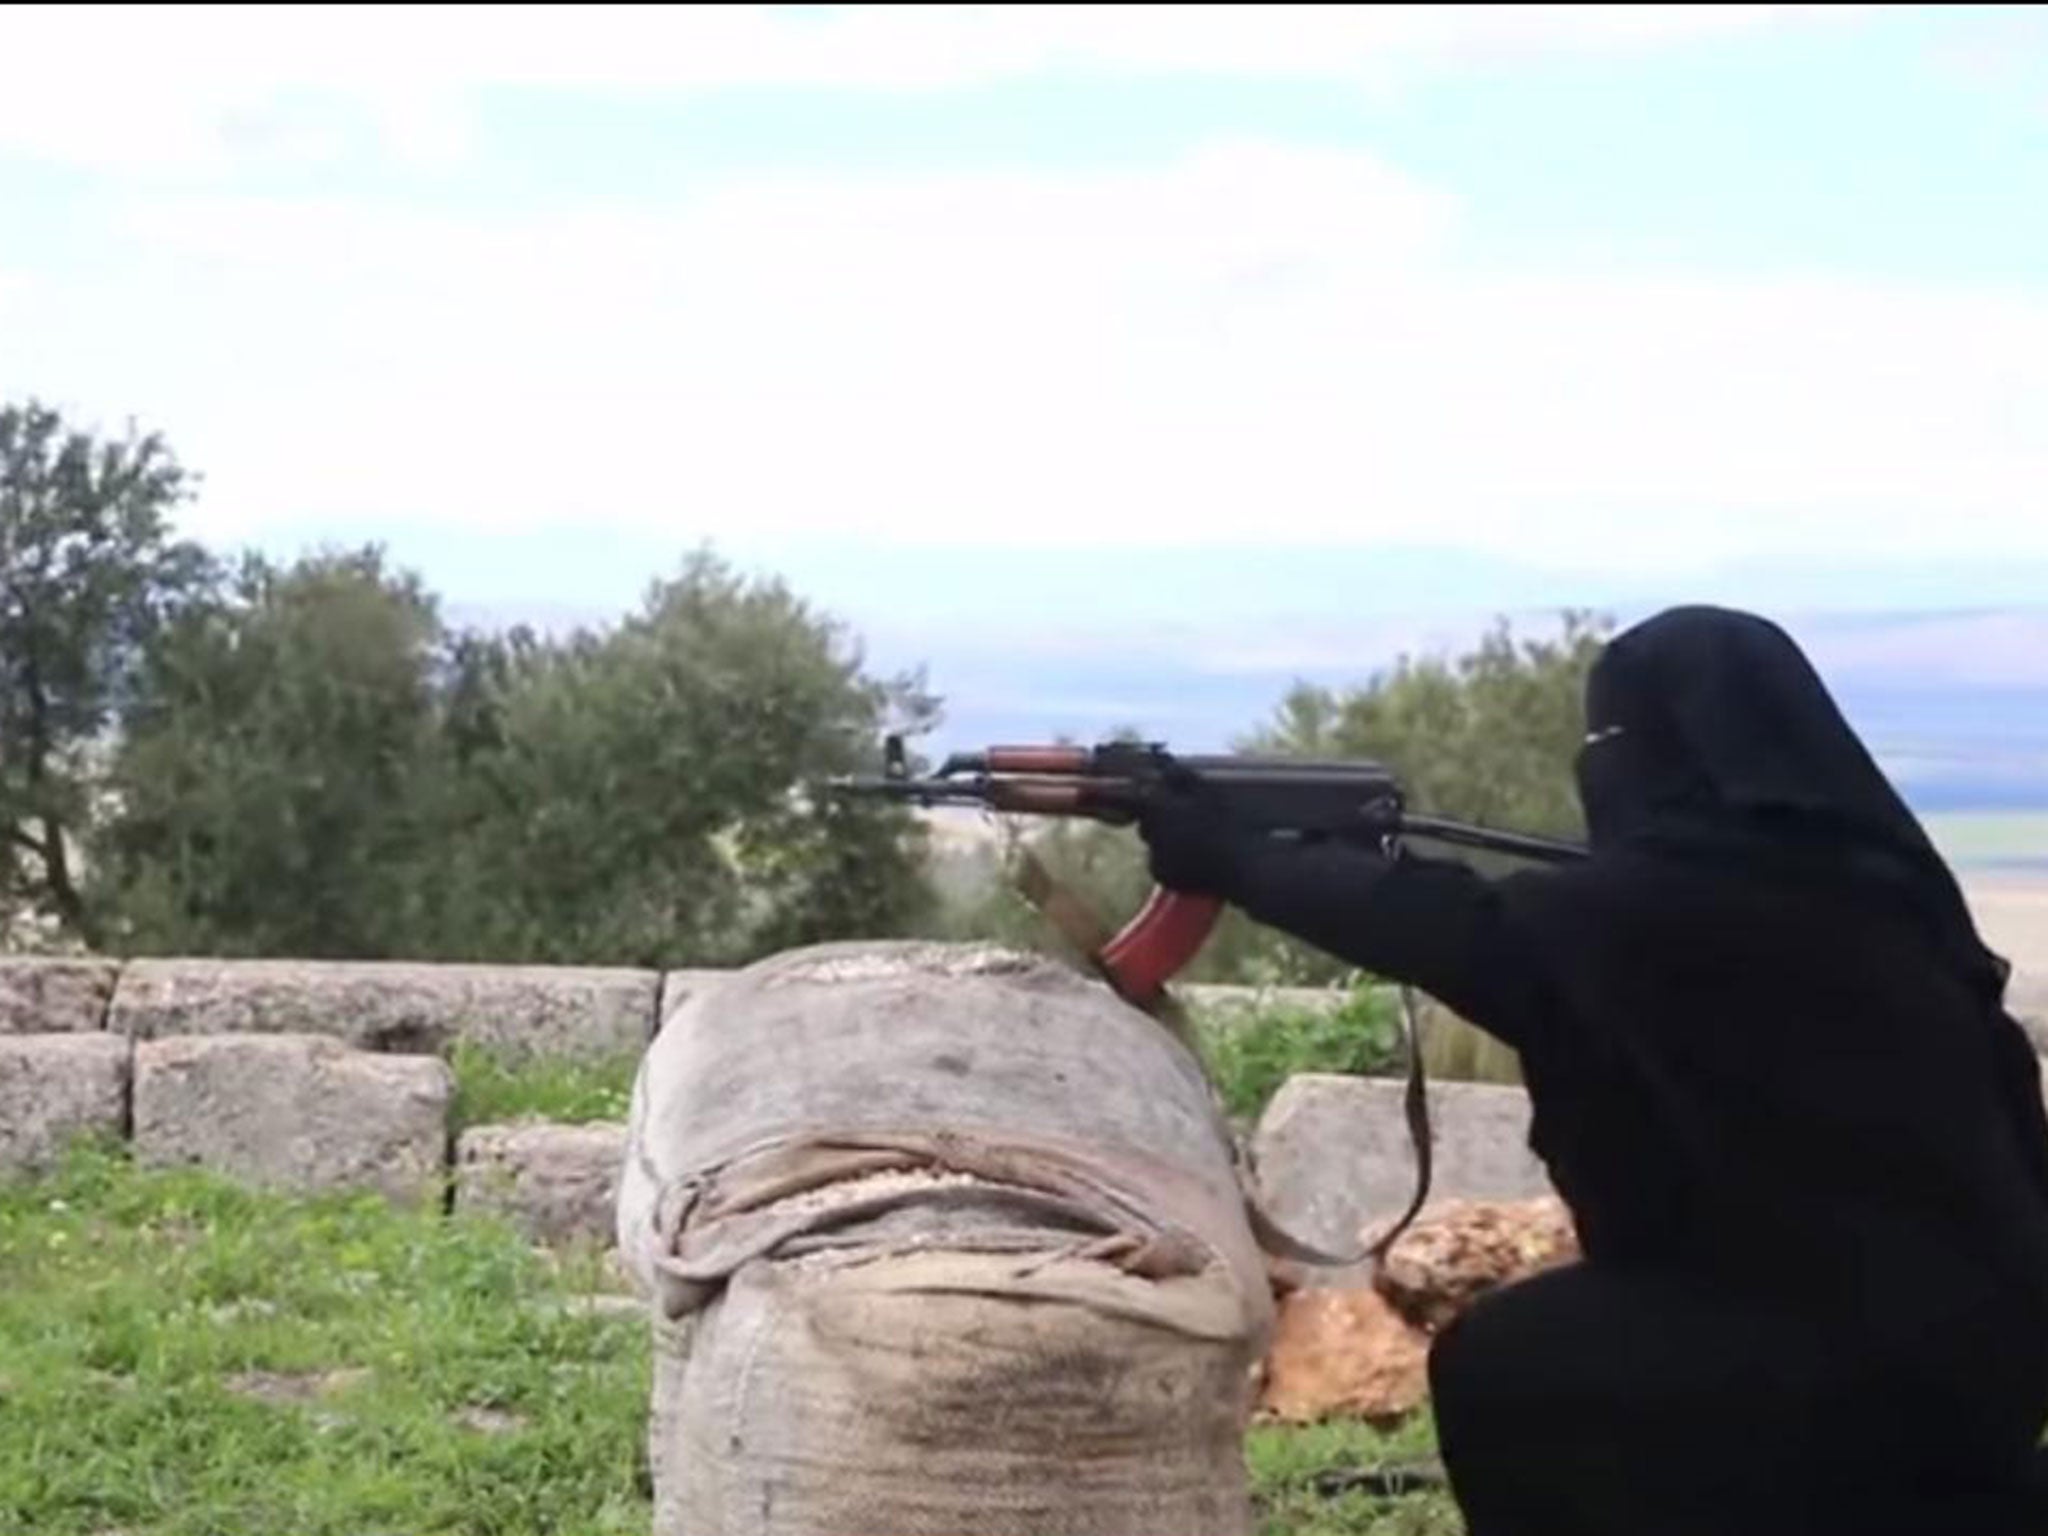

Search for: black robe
xmin=1144 ymin=607 xmax=2048 ymax=1533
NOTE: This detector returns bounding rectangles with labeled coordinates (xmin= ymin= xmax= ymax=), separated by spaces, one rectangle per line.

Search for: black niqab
xmin=1573 ymin=605 xmax=2011 ymax=1009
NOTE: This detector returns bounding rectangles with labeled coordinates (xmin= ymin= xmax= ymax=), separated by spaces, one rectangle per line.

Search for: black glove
xmin=1136 ymin=779 xmax=1251 ymax=896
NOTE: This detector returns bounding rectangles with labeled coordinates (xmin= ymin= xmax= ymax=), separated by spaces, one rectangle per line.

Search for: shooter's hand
xmin=1136 ymin=779 xmax=1250 ymax=897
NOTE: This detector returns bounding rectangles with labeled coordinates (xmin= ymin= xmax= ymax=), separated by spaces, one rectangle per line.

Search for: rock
xmin=455 ymin=1122 xmax=627 ymax=1244
xmin=112 ymin=959 xmax=657 ymax=1059
xmin=1259 ymin=1201 xmax=1572 ymax=1428
xmin=655 ymin=969 xmax=726 ymax=1033
xmin=0 ymin=958 xmax=119 ymax=1034
xmin=1372 ymin=1197 xmax=1581 ymax=1333
xmin=0 ymin=1034 xmax=130 ymax=1174
xmin=1251 ymin=1074 xmax=1552 ymax=1256
xmin=134 ymin=1034 xmax=451 ymax=1205
xmin=1257 ymin=1286 xmax=1430 ymax=1426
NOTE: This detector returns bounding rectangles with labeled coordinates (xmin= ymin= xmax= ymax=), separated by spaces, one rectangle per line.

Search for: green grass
xmin=0 ymin=1141 xmax=649 ymax=1536
xmin=0 ymin=1143 xmax=1453 ymax=1536
xmin=1195 ymin=988 xmax=1406 ymax=1119
xmin=1249 ymin=1419 xmax=1459 ymax=1536
xmin=448 ymin=1043 xmax=639 ymax=1130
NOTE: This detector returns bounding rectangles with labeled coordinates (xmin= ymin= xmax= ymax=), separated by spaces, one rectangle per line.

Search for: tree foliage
xmin=1247 ymin=611 xmax=1612 ymax=839
xmin=0 ymin=401 xmax=213 ymax=945
xmin=92 ymin=543 xmax=934 ymax=967
xmin=405 ymin=553 xmax=938 ymax=968
xmin=99 ymin=547 xmax=445 ymax=957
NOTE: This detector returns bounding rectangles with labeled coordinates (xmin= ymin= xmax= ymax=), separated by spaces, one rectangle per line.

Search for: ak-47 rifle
xmin=835 ymin=733 xmax=1585 ymax=1009
xmin=832 ymin=733 xmax=1587 ymax=1273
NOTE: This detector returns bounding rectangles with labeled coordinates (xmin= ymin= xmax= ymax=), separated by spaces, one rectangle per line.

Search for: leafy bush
xmin=1196 ymin=984 xmax=1523 ymax=1122
xmin=1196 ymin=986 xmax=1405 ymax=1119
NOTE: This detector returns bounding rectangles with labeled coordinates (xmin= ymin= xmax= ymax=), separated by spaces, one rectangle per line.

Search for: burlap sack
xmin=617 ymin=941 xmax=1272 ymax=1536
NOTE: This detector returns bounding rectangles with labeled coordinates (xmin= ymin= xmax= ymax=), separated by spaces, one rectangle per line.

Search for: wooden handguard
xmin=985 ymin=745 xmax=1091 ymax=773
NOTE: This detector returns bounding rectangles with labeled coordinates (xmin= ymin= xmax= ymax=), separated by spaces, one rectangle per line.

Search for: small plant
xmin=1196 ymin=983 xmax=1523 ymax=1122
xmin=1197 ymin=986 xmax=1404 ymax=1120
xmin=447 ymin=1043 xmax=639 ymax=1129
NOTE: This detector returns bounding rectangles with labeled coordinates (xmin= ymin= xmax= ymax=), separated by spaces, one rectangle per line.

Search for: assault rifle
xmin=834 ymin=734 xmax=1585 ymax=1009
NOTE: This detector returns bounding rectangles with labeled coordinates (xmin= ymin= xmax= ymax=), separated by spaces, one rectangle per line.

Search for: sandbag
xmin=617 ymin=940 xmax=1273 ymax=1536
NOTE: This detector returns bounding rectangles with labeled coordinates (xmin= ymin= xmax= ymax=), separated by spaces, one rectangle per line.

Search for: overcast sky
xmin=4 ymin=5 xmax=2046 ymax=677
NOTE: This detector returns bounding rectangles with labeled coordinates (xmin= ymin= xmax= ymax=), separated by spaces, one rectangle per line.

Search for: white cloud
xmin=5 ymin=138 xmax=2046 ymax=577
xmin=1 ymin=4 xmax=1866 ymax=173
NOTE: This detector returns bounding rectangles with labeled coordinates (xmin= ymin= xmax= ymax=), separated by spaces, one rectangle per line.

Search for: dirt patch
xmin=222 ymin=1367 xmax=370 ymax=1405
xmin=454 ymin=1404 xmax=527 ymax=1436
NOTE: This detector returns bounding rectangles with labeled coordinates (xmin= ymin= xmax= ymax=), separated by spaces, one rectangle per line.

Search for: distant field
xmin=1924 ymin=811 xmax=2048 ymax=871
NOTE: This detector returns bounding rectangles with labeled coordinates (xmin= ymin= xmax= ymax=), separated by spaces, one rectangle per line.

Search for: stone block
xmin=112 ymin=959 xmax=657 ymax=1059
xmin=1251 ymin=1074 xmax=1553 ymax=1256
xmin=0 ymin=957 xmax=118 ymax=1034
xmin=455 ymin=1121 xmax=627 ymax=1245
xmin=0 ymin=1034 xmax=130 ymax=1174
xmin=655 ymin=969 xmax=726 ymax=1035
xmin=134 ymin=1033 xmax=451 ymax=1205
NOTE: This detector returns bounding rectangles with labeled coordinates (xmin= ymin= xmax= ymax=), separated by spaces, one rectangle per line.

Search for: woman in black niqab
xmin=1576 ymin=604 xmax=2016 ymax=1013
xmin=1140 ymin=606 xmax=2048 ymax=1535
